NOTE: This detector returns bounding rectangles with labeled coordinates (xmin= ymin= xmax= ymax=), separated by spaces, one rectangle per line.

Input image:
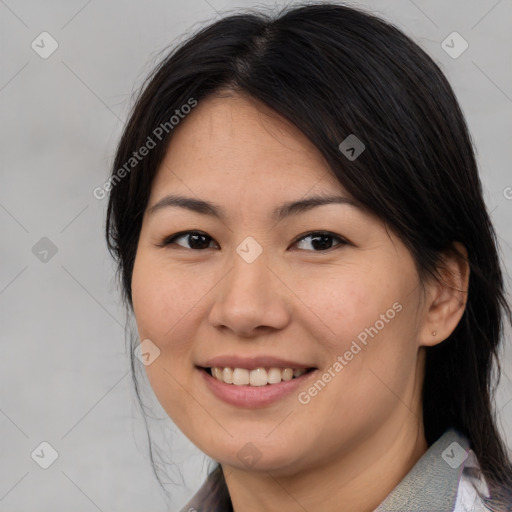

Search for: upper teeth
xmin=211 ymin=367 xmax=308 ymax=386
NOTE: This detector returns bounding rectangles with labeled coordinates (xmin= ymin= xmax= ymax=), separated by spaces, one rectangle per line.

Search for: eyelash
xmin=158 ymin=230 xmax=349 ymax=252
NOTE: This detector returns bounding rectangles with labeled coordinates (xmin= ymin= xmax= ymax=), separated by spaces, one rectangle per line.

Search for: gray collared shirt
xmin=180 ymin=427 xmax=490 ymax=512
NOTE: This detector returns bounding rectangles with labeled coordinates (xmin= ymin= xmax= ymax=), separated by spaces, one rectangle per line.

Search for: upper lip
xmin=199 ymin=355 xmax=316 ymax=370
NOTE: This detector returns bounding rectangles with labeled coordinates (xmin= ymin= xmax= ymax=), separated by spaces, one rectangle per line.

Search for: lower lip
xmin=198 ymin=367 xmax=318 ymax=408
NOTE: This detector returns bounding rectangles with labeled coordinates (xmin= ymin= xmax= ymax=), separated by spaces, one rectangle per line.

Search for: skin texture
xmin=131 ymin=91 xmax=470 ymax=512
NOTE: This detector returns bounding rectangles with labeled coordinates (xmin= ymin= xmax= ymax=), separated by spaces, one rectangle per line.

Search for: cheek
xmin=131 ymin=254 xmax=166 ymax=340
xmin=313 ymin=272 xmax=419 ymax=428
xmin=132 ymin=252 xmax=201 ymax=343
xmin=131 ymin=252 xmax=200 ymax=421
xmin=301 ymin=267 xmax=398 ymax=350
xmin=305 ymin=261 xmax=419 ymax=390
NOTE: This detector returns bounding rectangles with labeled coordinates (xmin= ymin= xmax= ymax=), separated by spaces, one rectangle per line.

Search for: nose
xmin=208 ymin=246 xmax=291 ymax=338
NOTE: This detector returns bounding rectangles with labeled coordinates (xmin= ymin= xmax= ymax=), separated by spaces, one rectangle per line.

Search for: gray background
xmin=1 ymin=0 xmax=511 ymax=510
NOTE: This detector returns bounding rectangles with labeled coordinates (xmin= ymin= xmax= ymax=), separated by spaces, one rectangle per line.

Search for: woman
xmin=105 ymin=3 xmax=512 ymax=511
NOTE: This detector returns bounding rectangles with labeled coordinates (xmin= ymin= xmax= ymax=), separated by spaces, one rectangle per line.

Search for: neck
xmin=222 ymin=418 xmax=427 ymax=512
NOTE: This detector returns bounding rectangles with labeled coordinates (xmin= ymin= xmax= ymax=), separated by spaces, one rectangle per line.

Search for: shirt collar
xmin=376 ymin=427 xmax=470 ymax=511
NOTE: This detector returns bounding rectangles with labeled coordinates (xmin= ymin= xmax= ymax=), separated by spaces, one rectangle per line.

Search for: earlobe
xmin=420 ymin=242 xmax=470 ymax=347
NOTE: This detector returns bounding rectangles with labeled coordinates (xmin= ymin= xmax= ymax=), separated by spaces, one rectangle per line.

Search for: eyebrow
xmin=146 ymin=193 xmax=363 ymax=222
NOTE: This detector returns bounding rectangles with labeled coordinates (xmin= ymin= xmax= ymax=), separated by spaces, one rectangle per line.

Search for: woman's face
xmin=131 ymin=92 xmax=430 ymax=475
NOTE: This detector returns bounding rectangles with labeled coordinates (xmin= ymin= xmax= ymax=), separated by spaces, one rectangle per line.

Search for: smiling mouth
xmin=201 ymin=366 xmax=317 ymax=386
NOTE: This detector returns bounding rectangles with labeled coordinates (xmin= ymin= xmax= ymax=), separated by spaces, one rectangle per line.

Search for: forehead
xmin=150 ymin=92 xmax=345 ymax=196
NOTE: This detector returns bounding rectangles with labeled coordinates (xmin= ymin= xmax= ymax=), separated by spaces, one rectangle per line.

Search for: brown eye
xmin=292 ymin=231 xmax=348 ymax=252
xmin=161 ymin=231 xmax=218 ymax=250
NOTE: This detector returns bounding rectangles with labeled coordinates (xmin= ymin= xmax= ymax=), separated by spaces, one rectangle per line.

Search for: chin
xmin=212 ymin=443 xmax=309 ymax=475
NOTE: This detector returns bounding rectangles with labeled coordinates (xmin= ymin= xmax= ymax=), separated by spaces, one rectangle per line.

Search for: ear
xmin=419 ymin=242 xmax=470 ymax=347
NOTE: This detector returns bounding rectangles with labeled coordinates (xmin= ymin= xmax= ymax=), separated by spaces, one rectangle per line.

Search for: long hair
xmin=105 ymin=3 xmax=512 ymax=509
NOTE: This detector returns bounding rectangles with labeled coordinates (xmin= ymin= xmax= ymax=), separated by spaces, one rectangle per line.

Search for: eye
xmin=159 ymin=230 xmax=348 ymax=252
xmin=292 ymin=231 xmax=348 ymax=252
xmin=160 ymin=231 xmax=218 ymax=250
